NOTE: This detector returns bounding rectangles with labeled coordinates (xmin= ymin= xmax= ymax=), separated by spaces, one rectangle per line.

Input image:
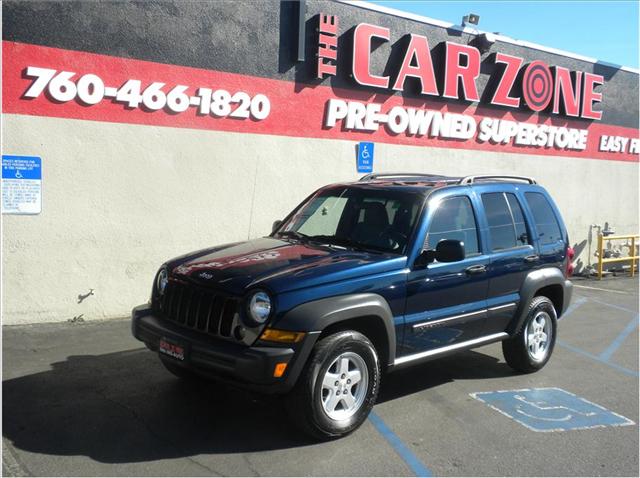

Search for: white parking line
xmin=573 ymin=284 xmax=629 ymax=295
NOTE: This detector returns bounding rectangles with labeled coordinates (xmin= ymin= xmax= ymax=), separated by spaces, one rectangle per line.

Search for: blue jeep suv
xmin=132 ymin=173 xmax=574 ymax=439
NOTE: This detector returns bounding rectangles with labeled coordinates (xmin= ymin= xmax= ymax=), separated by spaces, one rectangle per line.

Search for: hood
xmin=167 ymin=237 xmax=405 ymax=295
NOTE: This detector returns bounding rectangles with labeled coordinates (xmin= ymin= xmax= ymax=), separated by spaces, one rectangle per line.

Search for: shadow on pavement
xmin=378 ymin=350 xmax=513 ymax=404
xmin=3 ymin=346 xmax=514 ymax=463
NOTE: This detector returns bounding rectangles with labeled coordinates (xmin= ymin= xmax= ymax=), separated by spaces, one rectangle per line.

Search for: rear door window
xmin=524 ymin=192 xmax=563 ymax=244
xmin=482 ymin=192 xmax=531 ymax=250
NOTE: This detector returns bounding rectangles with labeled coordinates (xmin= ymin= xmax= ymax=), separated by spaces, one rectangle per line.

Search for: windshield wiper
xmin=342 ymin=241 xmax=386 ymax=254
xmin=307 ymin=235 xmax=386 ymax=254
xmin=277 ymin=230 xmax=310 ymax=241
xmin=300 ymin=234 xmax=348 ymax=250
xmin=306 ymin=235 xmax=350 ymax=247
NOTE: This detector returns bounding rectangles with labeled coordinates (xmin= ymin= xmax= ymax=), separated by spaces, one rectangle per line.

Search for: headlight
xmin=156 ymin=267 xmax=169 ymax=296
xmin=247 ymin=291 xmax=272 ymax=325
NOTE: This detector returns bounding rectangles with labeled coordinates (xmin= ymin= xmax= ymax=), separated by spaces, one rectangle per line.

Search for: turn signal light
xmin=260 ymin=328 xmax=306 ymax=343
xmin=274 ymin=362 xmax=288 ymax=378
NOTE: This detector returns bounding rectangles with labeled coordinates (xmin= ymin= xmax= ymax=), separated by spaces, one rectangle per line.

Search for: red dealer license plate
xmin=159 ymin=338 xmax=187 ymax=361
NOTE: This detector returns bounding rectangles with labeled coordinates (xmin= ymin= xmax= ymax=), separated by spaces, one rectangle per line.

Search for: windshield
xmin=275 ymin=186 xmax=424 ymax=254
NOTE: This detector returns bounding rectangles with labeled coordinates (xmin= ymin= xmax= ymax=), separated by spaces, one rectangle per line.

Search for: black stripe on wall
xmin=3 ymin=0 xmax=638 ymax=128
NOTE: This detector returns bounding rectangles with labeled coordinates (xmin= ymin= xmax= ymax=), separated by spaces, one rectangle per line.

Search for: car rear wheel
xmin=285 ymin=330 xmax=380 ymax=440
xmin=503 ymin=296 xmax=557 ymax=373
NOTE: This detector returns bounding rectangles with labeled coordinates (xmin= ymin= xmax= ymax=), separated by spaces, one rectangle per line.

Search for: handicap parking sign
xmin=471 ymin=388 xmax=634 ymax=432
xmin=357 ymin=142 xmax=374 ymax=173
xmin=2 ymin=155 xmax=42 ymax=215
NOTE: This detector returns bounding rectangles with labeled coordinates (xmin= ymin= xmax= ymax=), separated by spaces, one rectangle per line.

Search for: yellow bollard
xmin=632 ymin=237 xmax=636 ymax=278
xmin=597 ymin=233 xmax=604 ymax=280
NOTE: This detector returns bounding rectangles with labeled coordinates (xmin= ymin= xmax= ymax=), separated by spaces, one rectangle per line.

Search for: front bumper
xmin=131 ymin=305 xmax=318 ymax=394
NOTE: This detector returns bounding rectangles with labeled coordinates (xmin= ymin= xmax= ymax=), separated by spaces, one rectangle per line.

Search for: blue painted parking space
xmin=471 ymin=388 xmax=635 ymax=432
xmin=368 ymin=411 xmax=433 ymax=477
xmin=599 ymin=313 xmax=640 ymax=361
xmin=556 ymin=291 xmax=639 ymax=377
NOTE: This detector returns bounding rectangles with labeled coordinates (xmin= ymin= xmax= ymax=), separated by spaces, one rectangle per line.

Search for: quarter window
xmin=525 ymin=192 xmax=563 ymax=244
xmin=482 ymin=192 xmax=530 ymax=251
xmin=506 ymin=194 xmax=529 ymax=246
xmin=425 ymin=196 xmax=479 ymax=256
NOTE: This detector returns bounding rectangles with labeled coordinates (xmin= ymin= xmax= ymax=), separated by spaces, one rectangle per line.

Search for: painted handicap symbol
xmin=511 ymin=393 xmax=596 ymax=422
xmin=471 ymin=388 xmax=634 ymax=432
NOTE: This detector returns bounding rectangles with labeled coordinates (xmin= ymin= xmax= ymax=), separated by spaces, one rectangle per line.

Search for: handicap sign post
xmin=2 ymin=155 xmax=42 ymax=215
xmin=471 ymin=388 xmax=634 ymax=432
xmin=357 ymin=142 xmax=374 ymax=173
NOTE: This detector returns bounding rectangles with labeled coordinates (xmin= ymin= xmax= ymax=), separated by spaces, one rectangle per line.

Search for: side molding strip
xmin=412 ymin=309 xmax=486 ymax=330
xmin=488 ymin=302 xmax=517 ymax=311
xmin=394 ymin=332 xmax=508 ymax=366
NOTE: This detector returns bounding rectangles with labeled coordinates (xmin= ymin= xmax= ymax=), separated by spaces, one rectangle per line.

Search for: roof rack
xmin=358 ymin=173 xmax=538 ymax=185
xmin=359 ymin=172 xmax=451 ymax=182
xmin=459 ymin=175 xmax=537 ymax=185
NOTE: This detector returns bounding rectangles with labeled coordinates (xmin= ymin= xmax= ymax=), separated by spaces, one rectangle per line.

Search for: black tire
xmin=160 ymin=357 xmax=201 ymax=381
xmin=285 ymin=330 xmax=380 ymax=440
xmin=503 ymin=296 xmax=557 ymax=373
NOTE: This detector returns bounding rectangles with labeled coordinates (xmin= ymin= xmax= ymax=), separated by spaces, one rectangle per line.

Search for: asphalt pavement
xmin=3 ymin=276 xmax=638 ymax=476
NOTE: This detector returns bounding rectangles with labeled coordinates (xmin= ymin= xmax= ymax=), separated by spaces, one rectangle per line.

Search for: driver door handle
xmin=465 ymin=265 xmax=487 ymax=275
xmin=524 ymin=254 xmax=540 ymax=263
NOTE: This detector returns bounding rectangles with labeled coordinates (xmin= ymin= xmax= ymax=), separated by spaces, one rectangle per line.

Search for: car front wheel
xmin=286 ymin=330 xmax=380 ymax=440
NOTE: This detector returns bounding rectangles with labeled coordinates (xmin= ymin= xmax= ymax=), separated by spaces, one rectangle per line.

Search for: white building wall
xmin=2 ymin=114 xmax=638 ymax=324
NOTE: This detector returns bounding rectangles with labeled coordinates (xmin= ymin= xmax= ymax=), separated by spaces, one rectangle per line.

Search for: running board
xmin=393 ymin=332 xmax=509 ymax=367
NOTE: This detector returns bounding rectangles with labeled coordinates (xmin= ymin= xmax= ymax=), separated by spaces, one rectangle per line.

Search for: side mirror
xmin=272 ymin=220 xmax=283 ymax=234
xmin=414 ymin=249 xmax=436 ymax=269
xmin=435 ymin=239 xmax=465 ymax=262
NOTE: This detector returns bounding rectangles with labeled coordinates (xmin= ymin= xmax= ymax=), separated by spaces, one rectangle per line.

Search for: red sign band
xmin=3 ymin=41 xmax=638 ymax=162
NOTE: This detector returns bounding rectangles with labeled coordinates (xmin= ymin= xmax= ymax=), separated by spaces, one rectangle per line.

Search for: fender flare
xmin=274 ymin=293 xmax=396 ymax=366
xmin=509 ymin=267 xmax=566 ymax=335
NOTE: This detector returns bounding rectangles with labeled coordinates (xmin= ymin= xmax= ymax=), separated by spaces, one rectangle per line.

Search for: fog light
xmin=233 ymin=325 xmax=246 ymax=340
xmin=260 ymin=328 xmax=306 ymax=343
xmin=274 ymin=362 xmax=288 ymax=378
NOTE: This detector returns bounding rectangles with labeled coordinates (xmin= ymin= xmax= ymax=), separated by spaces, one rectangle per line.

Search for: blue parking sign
xmin=471 ymin=388 xmax=634 ymax=432
xmin=357 ymin=142 xmax=374 ymax=173
xmin=2 ymin=155 xmax=42 ymax=215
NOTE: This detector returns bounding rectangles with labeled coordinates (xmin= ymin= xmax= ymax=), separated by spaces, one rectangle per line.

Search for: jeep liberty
xmin=132 ymin=173 xmax=573 ymax=439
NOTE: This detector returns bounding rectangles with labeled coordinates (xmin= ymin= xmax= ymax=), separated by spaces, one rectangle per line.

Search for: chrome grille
xmin=157 ymin=280 xmax=238 ymax=338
